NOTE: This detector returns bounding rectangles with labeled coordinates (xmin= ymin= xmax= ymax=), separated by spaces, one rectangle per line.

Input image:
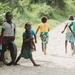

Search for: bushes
xmin=29 ymin=3 xmax=54 ymax=19
xmin=0 ymin=16 xmax=4 ymax=26
xmin=0 ymin=3 xmax=11 ymax=14
xmin=38 ymin=3 xmax=54 ymax=19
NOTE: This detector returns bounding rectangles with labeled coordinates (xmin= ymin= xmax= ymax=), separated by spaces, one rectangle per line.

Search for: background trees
xmin=0 ymin=0 xmax=75 ymax=22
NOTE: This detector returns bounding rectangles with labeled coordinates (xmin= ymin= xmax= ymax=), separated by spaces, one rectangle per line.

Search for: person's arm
xmin=32 ymin=39 xmax=36 ymax=51
xmin=47 ymin=24 xmax=50 ymax=32
xmin=13 ymin=28 xmax=16 ymax=40
xmin=13 ymin=23 xmax=16 ymax=40
xmin=23 ymin=35 xmax=34 ymax=42
xmin=36 ymin=27 xmax=40 ymax=34
xmin=14 ymin=28 xmax=16 ymax=35
xmin=33 ymin=31 xmax=37 ymax=43
xmin=48 ymin=28 xmax=50 ymax=32
xmin=61 ymin=25 xmax=68 ymax=33
xmin=1 ymin=28 xmax=5 ymax=38
xmin=69 ymin=24 xmax=73 ymax=34
xmin=1 ymin=23 xmax=5 ymax=38
xmin=31 ymin=30 xmax=37 ymax=43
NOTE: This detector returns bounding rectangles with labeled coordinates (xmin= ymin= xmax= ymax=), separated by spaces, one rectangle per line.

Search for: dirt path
xmin=0 ymin=23 xmax=75 ymax=75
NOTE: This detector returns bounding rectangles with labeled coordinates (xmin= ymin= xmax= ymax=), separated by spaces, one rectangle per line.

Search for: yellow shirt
xmin=38 ymin=23 xmax=49 ymax=32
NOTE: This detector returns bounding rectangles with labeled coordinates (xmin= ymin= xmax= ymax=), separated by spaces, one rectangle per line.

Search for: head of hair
xmin=68 ymin=15 xmax=74 ymax=20
xmin=25 ymin=22 xmax=31 ymax=28
xmin=5 ymin=12 xmax=12 ymax=19
xmin=41 ymin=16 xmax=47 ymax=23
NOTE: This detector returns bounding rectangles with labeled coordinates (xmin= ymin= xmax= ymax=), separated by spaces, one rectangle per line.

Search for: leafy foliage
xmin=46 ymin=0 xmax=65 ymax=9
xmin=38 ymin=3 xmax=54 ymax=19
xmin=0 ymin=3 xmax=11 ymax=14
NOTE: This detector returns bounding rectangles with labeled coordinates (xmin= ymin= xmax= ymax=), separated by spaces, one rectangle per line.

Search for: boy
xmin=61 ymin=16 xmax=74 ymax=53
xmin=69 ymin=18 xmax=75 ymax=55
xmin=1 ymin=12 xmax=16 ymax=62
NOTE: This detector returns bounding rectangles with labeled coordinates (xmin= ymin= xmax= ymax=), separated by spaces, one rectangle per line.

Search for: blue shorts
xmin=69 ymin=36 xmax=74 ymax=43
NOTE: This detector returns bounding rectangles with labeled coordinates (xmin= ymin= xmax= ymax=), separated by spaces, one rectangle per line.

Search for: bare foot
xmin=34 ymin=64 xmax=41 ymax=66
xmin=65 ymin=50 xmax=67 ymax=53
xmin=72 ymin=51 xmax=75 ymax=56
xmin=44 ymin=50 xmax=46 ymax=55
xmin=13 ymin=63 xmax=20 ymax=66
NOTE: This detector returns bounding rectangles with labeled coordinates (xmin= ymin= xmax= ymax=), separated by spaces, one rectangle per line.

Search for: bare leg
xmin=72 ymin=46 xmax=75 ymax=55
xmin=65 ymin=40 xmax=67 ymax=53
xmin=30 ymin=58 xmax=40 ymax=66
xmin=43 ymin=43 xmax=46 ymax=55
xmin=71 ymin=43 xmax=74 ymax=50
xmin=0 ymin=52 xmax=2 ymax=61
xmin=42 ymin=43 xmax=46 ymax=55
xmin=72 ymin=50 xmax=75 ymax=56
xmin=42 ymin=43 xmax=44 ymax=52
xmin=13 ymin=55 xmax=21 ymax=65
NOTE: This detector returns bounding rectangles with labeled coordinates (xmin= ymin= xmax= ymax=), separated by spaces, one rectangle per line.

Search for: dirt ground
xmin=0 ymin=23 xmax=75 ymax=75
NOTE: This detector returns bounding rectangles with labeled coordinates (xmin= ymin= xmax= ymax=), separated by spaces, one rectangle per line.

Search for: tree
xmin=46 ymin=0 xmax=65 ymax=9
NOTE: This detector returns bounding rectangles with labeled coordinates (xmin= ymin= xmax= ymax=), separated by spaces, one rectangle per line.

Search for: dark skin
xmin=61 ymin=18 xmax=74 ymax=53
xmin=23 ymin=26 xmax=36 ymax=49
xmin=14 ymin=24 xmax=40 ymax=66
xmin=0 ymin=12 xmax=16 ymax=61
xmin=34 ymin=34 xmax=37 ymax=43
xmin=69 ymin=25 xmax=74 ymax=34
xmin=1 ymin=13 xmax=15 ymax=40
xmin=23 ymin=25 xmax=36 ymax=50
xmin=36 ymin=23 xmax=50 ymax=54
xmin=36 ymin=27 xmax=50 ymax=34
xmin=61 ymin=24 xmax=68 ymax=53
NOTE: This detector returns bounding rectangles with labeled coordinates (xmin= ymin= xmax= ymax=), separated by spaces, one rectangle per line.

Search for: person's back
xmin=61 ymin=15 xmax=74 ymax=53
xmin=64 ymin=20 xmax=73 ymax=33
xmin=36 ymin=16 xmax=50 ymax=55
xmin=38 ymin=23 xmax=49 ymax=32
xmin=70 ymin=20 xmax=75 ymax=33
xmin=69 ymin=19 xmax=75 ymax=55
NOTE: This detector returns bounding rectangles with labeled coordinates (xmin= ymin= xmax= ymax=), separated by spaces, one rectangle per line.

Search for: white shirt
xmin=64 ymin=20 xmax=73 ymax=32
xmin=2 ymin=22 xmax=16 ymax=36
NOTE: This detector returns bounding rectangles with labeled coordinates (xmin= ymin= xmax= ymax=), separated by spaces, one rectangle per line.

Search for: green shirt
xmin=70 ymin=21 xmax=75 ymax=32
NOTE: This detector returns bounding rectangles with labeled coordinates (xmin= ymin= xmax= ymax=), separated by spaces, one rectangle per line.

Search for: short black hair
xmin=68 ymin=15 xmax=74 ymax=20
xmin=41 ymin=16 xmax=47 ymax=23
xmin=25 ymin=22 xmax=31 ymax=28
xmin=5 ymin=12 xmax=12 ymax=18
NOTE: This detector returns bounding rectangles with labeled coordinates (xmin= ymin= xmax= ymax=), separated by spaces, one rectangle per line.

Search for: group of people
xmin=0 ymin=12 xmax=50 ymax=66
xmin=1 ymin=12 xmax=75 ymax=67
xmin=62 ymin=15 xmax=75 ymax=55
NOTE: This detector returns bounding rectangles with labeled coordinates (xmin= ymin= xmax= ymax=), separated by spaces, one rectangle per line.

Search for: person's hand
xmin=34 ymin=46 xmax=36 ymax=51
xmin=30 ymin=37 xmax=34 ymax=40
xmin=61 ymin=31 xmax=64 ymax=33
xmin=13 ymin=36 xmax=15 ymax=40
xmin=12 ymin=36 xmax=15 ymax=41
xmin=35 ymin=40 xmax=37 ymax=43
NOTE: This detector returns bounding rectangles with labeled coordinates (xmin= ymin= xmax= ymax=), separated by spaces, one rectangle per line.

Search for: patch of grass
xmin=14 ymin=27 xmax=24 ymax=48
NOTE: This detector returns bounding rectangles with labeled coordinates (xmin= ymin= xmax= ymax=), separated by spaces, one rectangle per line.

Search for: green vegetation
xmin=0 ymin=0 xmax=75 ymax=48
